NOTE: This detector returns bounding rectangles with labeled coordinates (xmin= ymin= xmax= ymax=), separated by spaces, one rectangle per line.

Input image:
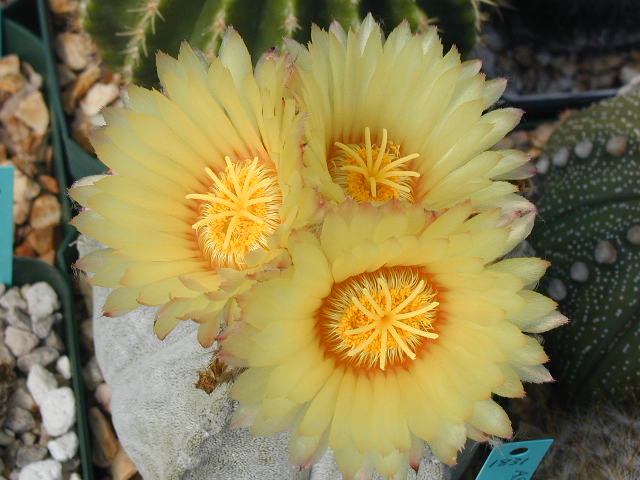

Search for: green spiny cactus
xmin=529 ymin=87 xmax=640 ymax=404
xmin=80 ymin=0 xmax=490 ymax=87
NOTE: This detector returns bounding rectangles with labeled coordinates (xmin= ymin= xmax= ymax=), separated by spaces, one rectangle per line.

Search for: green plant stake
xmin=530 ymin=87 xmax=640 ymax=403
xmin=80 ymin=0 xmax=490 ymax=87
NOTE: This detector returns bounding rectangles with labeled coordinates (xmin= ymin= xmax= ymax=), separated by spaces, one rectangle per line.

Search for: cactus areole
xmin=530 ymin=88 xmax=640 ymax=404
xmin=81 ymin=0 xmax=484 ymax=87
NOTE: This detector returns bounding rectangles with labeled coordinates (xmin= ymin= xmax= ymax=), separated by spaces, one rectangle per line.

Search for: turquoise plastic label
xmin=475 ymin=439 xmax=554 ymax=480
xmin=0 ymin=166 xmax=14 ymax=284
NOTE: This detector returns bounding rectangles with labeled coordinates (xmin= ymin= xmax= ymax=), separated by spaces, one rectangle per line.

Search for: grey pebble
xmin=6 ymin=309 xmax=31 ymax=331
xmin=15 ymin=445 xmax=47 ymax=468
xmin=31 ymin=315 xmax=55 ymax=340
xmin=8 ymin=387 xmax=36 ymax=411
xmin=23 ymin=283 xmax=59 ymax=318
xmin=82 ymin=357 xmax=103 ymax=390
xmin=4 ymin=328 xmax=39 ymax=358
xmin=0 ymin=344 xmax=16 ymax=369
xmin=17 ymin=347 xmax=60 ymax=373
xmin=20 ymin=432 xmax=35 ymax=446
xmin=0 ymin=429 xmax=15 ymax=446
xmin=44 ymin=332 xmax=63 ymax=352
xmin=4 ymin=407 xmax=35 ymax=434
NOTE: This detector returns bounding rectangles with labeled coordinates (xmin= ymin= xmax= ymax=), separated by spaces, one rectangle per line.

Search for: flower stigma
xmin=186 ymin=156 xmax=281 ymax=269
xmin=320 ymin=267 xmax=439 ymax=370
xmin=329 ymin=127 xmax=421 ymax=202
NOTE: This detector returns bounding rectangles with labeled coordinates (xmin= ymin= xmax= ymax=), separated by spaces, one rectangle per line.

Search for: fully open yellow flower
xmin=287 ymin=16 xmax=533 ymax=215
xmin=222 ymin=201 xmax=566 ymax=479
xmin=70 ymin=32 xmax=317 ymax=346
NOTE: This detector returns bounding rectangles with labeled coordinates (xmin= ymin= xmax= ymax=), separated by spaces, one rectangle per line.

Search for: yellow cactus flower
xmin=70 ymin=32 xmax=317 ymax=347
xmin=287 ymin=16 xmax=533 ymax=215
xmin=222 ymin=201 xmax=565 ymax=479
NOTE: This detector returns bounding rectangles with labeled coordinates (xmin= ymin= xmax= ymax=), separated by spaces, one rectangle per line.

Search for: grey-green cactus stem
xmin=81 ymin=0 xmax=492 ymax=88
xmin=530 ymin=87 xmax=640 ymax=404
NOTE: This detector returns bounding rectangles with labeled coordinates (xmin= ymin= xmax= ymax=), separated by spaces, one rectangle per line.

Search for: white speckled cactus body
xmin=530 ymin=88 xmax=640 ymax=403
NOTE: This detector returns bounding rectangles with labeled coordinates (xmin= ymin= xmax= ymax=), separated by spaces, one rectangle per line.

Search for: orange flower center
xmin=186 ymin=157 xmax=281 ymax=269
xmin=319 ymin=267 xmax=439 ymax=370
xmin=329 ymin=127 xmax=420 ymax=202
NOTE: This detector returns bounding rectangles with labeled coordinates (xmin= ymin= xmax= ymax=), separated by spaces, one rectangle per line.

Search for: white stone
xmin=570 ymin=262 xmax=589 ymax=282
xmin=47 ymin=432 xmax=78 ymax=462
xmin=55 ymin=356 xmax=71 ymax=380
xmin=552 ymin=147 xmax=570 ymax=167
xmin=23 ymin=283 xmax=59 ymax=318
xmin=40 ymin=387 xmax=76 ymax=436
xmin=535 ymin=156 xmax=550 ymax=175
xmin=27 ymin=364 xmax=58 ymax=406
xmin=548 ymin=278 xmax=567 ymax=301
xmin=69 ymin=474 xmax=82 ymax=480
xmin=594 ymin=240 xmax=617 ymax=264
xmin=0 ymin=287 xmax=27 ymax=311
xmin=18 ymin=459 xmax=62 ymax=480
xmin=77 ymin=234 xmax=449 ymax=480
xmin=5 ymin=327 xmax=39 ymax=357
xmin=573 ymin=140 xmax=593 ymax=159
xmin=627 ymin=225 xmax=640 ymax=245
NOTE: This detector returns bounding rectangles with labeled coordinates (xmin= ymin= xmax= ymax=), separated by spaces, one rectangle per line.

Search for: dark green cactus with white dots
xmin=80 ymin=0 xmax=486 ymax=87
xmin=530 ymin=87 xmax=640 ymax=404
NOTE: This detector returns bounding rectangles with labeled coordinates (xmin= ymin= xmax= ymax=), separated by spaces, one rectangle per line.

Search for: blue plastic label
xmin=475 ymin=439 xmax=554 ymax=480
xmin=0 ymin=166 xmax=14 ymax=284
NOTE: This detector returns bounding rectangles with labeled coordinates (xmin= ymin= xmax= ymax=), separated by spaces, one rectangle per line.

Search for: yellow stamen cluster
xmin=186 ymin=156 xmax=282 ymax=269
xmin=330 ymin=127 xmax=420 ymax=202
xmin=320 ymin=267 xmax=439 ymax=370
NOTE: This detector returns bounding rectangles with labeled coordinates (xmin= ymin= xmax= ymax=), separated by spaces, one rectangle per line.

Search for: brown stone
xmin=48 ymin=0 xmax=78 ymax=15
xmin=38 ymin=250 xmax=55 ymax=266
xmin=14 ymin=242 xmax=36 ymax=257
xmin=88 ymin=407 xmax=119 ymax=467
xmin=80 ymin=82 xmax=119 ymax=116
xmin=56 ymin=63 xmax=76 ymax=88
xmin=22 ymin=63 xmax=43 ymax=90
xmin=111 ymin=446 xmax=137 ymax=480
xmin=14 ymin=171 xmax=41 ymax=203
xmin=55 ymin=33 xmax=93 ymax=71
xmin=26 ymin=227 xmax=54 ymax=255
xmin=71 ymin=116 xmax=94 ymax=153
xmin=0 ymin=55 xmax=20 ymax=76
xmin=13 ymin=200 xmax=30 ymax=225
xmin=38 ymin=175 xmax=59 ymax=194
xmin=15 ymin=91 xmax=49 ymax=135
xmin=29 ymin=194 xmax=61 ymax=230
xmin=63 ymin=63 xmax=100 ymax=113
xmin=0 ymin=73 xmax=26 ymax=93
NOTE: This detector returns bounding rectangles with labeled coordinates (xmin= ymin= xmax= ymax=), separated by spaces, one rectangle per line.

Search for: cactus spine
xmin=81 ymin=0 xmax=491 ymax=87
